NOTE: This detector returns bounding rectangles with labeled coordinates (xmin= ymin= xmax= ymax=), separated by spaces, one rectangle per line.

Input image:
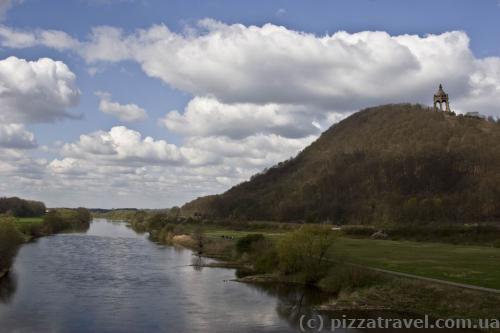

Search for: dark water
xmin=0 ymin=219 xmax=480 ymax=333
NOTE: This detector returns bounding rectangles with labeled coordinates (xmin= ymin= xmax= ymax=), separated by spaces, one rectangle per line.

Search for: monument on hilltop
xmin=433 ymin=84 xmax=451 ymax=112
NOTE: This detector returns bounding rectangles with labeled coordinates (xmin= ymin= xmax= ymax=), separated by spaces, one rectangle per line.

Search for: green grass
xmin=196 ymin=224 xmax=500 ymax=290
xmin=203 ymin=229 xmax=284 ymax=240
xmin=14 ymin=217 xmax=44 ymax=237
xmin=329 ymin=237 xmax=500 ymax=290
xmin=15 ymin=217 xmax=44 ymax=224
xmin=14 ymin=217 xmax=43 ymax=228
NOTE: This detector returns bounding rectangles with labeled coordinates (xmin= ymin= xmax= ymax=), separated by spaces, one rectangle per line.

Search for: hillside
xmin=182 ymin=104 xmax=500 ymax=224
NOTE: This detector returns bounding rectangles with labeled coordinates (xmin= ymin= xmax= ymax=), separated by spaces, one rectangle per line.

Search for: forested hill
xmin=182 ymin=104 xmax=500 ymax=224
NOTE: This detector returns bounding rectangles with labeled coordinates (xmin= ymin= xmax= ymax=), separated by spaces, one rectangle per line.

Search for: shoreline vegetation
xmin=94 ymin=210 xmax=500 ymax=332
xmin=0 ymin=197 xmax=92 ymax=278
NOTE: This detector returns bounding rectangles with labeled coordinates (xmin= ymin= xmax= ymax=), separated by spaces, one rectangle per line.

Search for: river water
xmin=0 ymin=219 xmax=478 ymax=332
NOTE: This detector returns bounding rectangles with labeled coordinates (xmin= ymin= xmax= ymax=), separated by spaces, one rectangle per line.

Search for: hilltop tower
xmin=433 ymin=84 xmax=451 ymax=112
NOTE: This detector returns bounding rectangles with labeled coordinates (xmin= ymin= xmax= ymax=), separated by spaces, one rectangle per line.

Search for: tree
xmin=277 ymin=225 xmax=335 ymax=283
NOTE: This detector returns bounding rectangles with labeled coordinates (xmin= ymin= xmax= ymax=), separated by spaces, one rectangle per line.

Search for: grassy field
xmin=195 ymin=224 xmax=500 ymax=290
xmin=329 ymin=237 xmax=500 ymax=290
xmin=203 ymin=228 xmax=284 ymax=240
xmin=14 ymin=217 xmax=43 ymax=227
xmin=14 ymin=217 xmax=44 ymax=236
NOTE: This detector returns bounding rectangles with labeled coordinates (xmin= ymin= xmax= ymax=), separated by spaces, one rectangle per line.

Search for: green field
xmin=15 ymin=217 xmax=44 ymax=224
xmin=14 ymin=217 xmax=44 ymax=236
xmin=203 ymin=228 xmax=284 ymax=240
xmin=197 ymin=225 xmax=500 ymax=290
xmin=15 ymin=217 xmax=43 ymax=227
xmin=329 ymin=237 xmax=500 ymax=290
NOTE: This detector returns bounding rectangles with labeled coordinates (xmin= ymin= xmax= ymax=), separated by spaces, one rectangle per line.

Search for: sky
xmin=0 ymin=0 xmax=500 ymax=208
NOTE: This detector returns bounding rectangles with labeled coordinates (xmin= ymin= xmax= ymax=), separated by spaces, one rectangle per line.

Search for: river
xmin=0 ymin=219 xmax=478 ymax=332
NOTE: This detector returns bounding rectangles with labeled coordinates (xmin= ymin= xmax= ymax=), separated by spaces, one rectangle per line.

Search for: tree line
xmin=0 ymin=197 xmax=46 ymax=217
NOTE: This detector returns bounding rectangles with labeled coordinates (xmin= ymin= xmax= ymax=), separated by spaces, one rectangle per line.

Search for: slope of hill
xmin=182 ymin=104 xmax=500 ymax=224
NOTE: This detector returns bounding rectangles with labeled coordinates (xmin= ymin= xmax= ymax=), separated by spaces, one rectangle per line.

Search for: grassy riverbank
xmin=96 ymin=210 xmax=500 ymax=330
xmin=0 ymin=208 xmax=92 ymax=276
xmin=167 ymin=227 xmax=500 ymax=331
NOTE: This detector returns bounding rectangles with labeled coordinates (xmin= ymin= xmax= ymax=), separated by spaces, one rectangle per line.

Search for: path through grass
xmin=329 ymin=237 xmax=500 ymax=289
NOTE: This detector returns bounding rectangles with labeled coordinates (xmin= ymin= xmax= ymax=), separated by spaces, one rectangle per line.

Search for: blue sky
xmin=0 ymin=0 xmax=499 ymax=208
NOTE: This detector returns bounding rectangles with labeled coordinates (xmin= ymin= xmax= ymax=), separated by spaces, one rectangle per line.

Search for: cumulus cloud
xmin=24 ymin=20 xmax=492 ymax=127
xmin=72 ymin=21 xmax=499 ymax=114
xmin=0 ymin=56 xmax=80 ymax=123
xmin=96 ymin=91 xmax=147 ymax=122
xmin=37 ymin=124 xmax=313 ymax=206
xmin=2 ymin=20 xmax=500 ymax=207
xmin=3 ymin=21 xmax=500 ymax=120
xmin=0 ymin=124 xmax=36 ymax=149
xmin=57 ymin=125 xmax=314 ymax=170
xmin=160 ymin=96 xmax=321 ymax=139
xmin=61 ymin=126 xmax=183 ymax=164
xmin=183 ymin=134 xmax=315 ymax=168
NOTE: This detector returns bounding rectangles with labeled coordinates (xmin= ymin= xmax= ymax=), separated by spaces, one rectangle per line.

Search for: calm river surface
xmin=0 ymin=219 xmax=477 ymax=333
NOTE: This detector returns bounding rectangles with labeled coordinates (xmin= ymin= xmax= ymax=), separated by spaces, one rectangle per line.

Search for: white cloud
xmin=3 ymin=22 xmax=500 ymax=119
xmin=0 ymin=25 xmax=79 ymax=49
xmin=61 ymin=126 xmax=183 ymax=164
xmin=75 ymin=22 xmax=492 ymax=112
xmin=96 ymin=91 xmax=147 ymax=122
xmin=183 ymin=134 xmax=315 ymax=168
xmin=80 ymin=26 xmax=130 ymax=62
xmin=58 ymin=126 xmax=313 ymax=170
xmin=35 ymin=124 xmax=314 ymax=207
xmin=2 ymin=21 xmax=500 ymax=207
xmin=160 ymin=96 xmax=321 ymax=139
xmin=0 ymin=123 xmax=36 ymax=149
xmin=0 ymin=56 xmax=80 ymax=123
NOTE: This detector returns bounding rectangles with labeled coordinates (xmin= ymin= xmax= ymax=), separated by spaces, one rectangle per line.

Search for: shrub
xmin=277 ymin=225 xmax=335 ymax=283
xmin=235 ymin=234 xmax=265 ymax=255
xmin=250 ymin=239 xmax=278 ymax=273
xmin=42 ymin=208 xmax=91 ymax=234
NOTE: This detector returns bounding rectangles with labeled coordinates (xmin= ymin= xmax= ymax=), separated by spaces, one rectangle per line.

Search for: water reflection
xmin=243 ymin=282 xmax=331 ymax=331
xmin=0 ymin=219 xmax=482 ymax=333
xmin=0 ymin=273 xmax=17 ymax=304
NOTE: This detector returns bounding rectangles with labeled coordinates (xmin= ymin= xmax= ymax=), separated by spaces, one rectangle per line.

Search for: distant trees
xmin=42 ymin=208 xmax=91 ymax=234
xmin=0 ymin=197 xmax=45 ymax=217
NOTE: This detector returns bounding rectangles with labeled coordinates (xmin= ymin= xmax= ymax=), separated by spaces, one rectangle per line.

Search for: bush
xmin=250 ymin=239 xmax=279 ymax=273
xmin=42 ymin=212 xmax=68 ymax=234
xmin=277 ymin=225 xmax=335 ymax=283
xmin=236 ymin=234 xmax=265 ymax=255
xmin=0 ymin=217 xmax=24 ymax=272
xmin=42 ymin=208 xmax=91 ymax=234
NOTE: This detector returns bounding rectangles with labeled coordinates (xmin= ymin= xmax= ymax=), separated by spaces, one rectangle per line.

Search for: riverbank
xmin=163 ymin=228 xmax=500 ymax=332
xmin=0 ymin=208 xmax=92 ymax=280
xmin=95 ymin=209 xmax=500 ymax=331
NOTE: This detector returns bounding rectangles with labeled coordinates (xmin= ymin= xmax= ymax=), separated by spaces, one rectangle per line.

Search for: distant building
xmin=465 ymin=111 xmax=484 ymax=119
xmin=433 ymin=84 xmax=452 ymax=112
